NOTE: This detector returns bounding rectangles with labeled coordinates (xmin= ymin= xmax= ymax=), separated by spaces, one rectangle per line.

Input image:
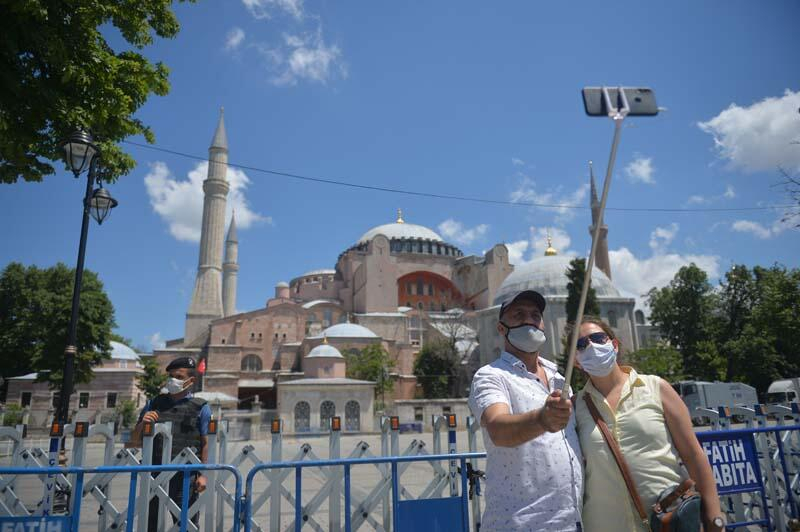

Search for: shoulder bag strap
xmin=584 ymin=394 xmax=650 ymax=523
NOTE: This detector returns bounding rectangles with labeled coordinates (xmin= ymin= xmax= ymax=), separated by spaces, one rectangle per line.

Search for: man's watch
xmin=711 ymin=516 xmax=725 ymax=529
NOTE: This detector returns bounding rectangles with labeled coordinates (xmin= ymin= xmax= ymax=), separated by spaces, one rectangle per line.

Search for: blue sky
xmin=1 ymin=0 xmax=798 ymax=351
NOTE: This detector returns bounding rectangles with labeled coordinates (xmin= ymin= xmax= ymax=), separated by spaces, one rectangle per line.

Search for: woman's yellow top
xmin=575 ymin=367 xmax=686 ymax=532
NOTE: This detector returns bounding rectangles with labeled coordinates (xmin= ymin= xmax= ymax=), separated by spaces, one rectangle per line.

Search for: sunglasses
xmin=576 ymin=332 xmax=610 ymax=352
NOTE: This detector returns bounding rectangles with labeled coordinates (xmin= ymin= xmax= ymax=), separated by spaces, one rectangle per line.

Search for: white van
xmin=766 ymin=379 xmax=800 ymax=404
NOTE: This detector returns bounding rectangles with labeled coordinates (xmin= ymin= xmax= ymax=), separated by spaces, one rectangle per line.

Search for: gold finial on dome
xmin=322 ymin=334 xmax=328 ymax=344
xmin=396 ymin=208 xmax=405 ymax=224
xmin=544 ymin=230 xmax=558 ymax=256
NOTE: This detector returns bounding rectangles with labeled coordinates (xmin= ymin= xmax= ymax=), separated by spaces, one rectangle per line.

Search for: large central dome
xmin=358 ymin=222 xmax=443 ymax=244
xmin=493 ymin=255 xmax=621 ymax=304
xmin=357 ymin=210 xmax=443 ymax=245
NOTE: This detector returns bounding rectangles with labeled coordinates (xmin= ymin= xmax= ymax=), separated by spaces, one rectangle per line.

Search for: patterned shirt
xmin=469 ymin=351 xmax=584 ymax=531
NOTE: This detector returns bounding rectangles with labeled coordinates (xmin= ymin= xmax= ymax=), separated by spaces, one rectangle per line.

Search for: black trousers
xmin=147 ymin=472 xmax=199 ymax=531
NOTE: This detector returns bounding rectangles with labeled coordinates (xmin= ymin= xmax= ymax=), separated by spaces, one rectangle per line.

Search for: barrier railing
xmin=3 ymin=409 xmax=800 ymax=531
xmin=0 ymin=463 xmax=242 ymax=532
xmin=243 ymin=452 xmax=484 ymax=532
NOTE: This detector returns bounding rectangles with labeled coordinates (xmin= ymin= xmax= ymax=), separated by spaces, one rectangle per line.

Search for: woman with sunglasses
xmin=573 ymin=317 xmax=724 ymax=531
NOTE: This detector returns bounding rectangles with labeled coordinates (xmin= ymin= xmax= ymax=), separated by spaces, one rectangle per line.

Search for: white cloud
xmin=687 ymin=195 xmax=707 ymax=205
xmin=224 ymin=27 xmax=246 ymax=51
xmin=698 ymin=89 xmax=800 ymax=172
xmin=730 ymin=217 xmax=791 ymax=239
xmin=509 ymin=176 xmax=589 ymax=223
xmin=437 ymin=219 xmax=489 ymax=246
xmin=262 ymin=28 xmax=346 ymax=86
xmin=649 ymin=223 xmax=679 ymax=253
xmin=685 ymin=185 xmax=737 ymax=206
xmin=610 ymin=248 xmax=721 ymax=311
xmin=506 ymin=240 xmax=529 ymax=267
xmin=242 ymin=0 xmax=303 ymax=19
xmin=149 ymin=332 xmax=166 ymax=351
xmin=511 ymin=158 xmax=525 ymax=166
xmin=724 ymin=185 xmax=736 ymax=199
xmin=506 ymin=226 xmax=576 ymax=266
xmin=144 ymin=161 xmax=269 ymax=243
xmin=624 ymin=155 xmax=655 ymax=184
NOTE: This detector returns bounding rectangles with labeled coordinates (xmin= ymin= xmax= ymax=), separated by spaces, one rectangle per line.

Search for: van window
xmin=684 ymin=384 xmax=697 ymax=395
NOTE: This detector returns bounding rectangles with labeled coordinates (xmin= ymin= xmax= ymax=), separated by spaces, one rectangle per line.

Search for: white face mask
xmin=577 ymin=340 xmax=617 ymax=376
xmin=503 ymin=323 xmax=547 ymax=353
xmin=164 ymin=377 xmax=191 ymax=395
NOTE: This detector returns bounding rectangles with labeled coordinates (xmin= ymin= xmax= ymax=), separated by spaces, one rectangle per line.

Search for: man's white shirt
xmin=468 ymin=351 xmax=584 ymax=531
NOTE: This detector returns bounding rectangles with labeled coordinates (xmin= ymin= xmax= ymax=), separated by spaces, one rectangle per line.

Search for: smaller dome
xmin=276 ymin=281 xmax=289 ymax=288
xmin=306 ymin=343 xmax=344 ymax=358
xmin=110 ymin=341 xmax=139 ymax=361
xmin=317 ymin=323 xmax=378 ymax=339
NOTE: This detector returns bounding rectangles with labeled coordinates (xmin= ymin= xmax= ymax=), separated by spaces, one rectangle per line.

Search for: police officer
xmin=129 ymin=357 xmax=212 ymax=530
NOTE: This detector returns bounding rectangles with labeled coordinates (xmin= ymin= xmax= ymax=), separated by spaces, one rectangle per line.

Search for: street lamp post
xmin=56 ymin=131 xmax=118 ymax=425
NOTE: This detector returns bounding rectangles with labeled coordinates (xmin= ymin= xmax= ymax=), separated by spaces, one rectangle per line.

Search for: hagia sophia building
xmin=153 ymin=111 xmax=649 ymax=431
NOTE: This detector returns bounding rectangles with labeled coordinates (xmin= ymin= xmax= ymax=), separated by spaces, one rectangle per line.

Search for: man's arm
xmin=481 ymin=390 xmax=572 ymax=447
xmin=125 ymin=403 xmax=157 ymax=448
xmin=194 ymin=404 xmax=212 ymax=493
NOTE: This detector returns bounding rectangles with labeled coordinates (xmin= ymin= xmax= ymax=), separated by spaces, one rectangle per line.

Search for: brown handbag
xmin=584 ymin=394 xmax=701 ymax=532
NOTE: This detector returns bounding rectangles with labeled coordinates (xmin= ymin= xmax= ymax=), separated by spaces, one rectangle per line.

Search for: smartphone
xmin=582 ymin=87 xmax=659 ymax=117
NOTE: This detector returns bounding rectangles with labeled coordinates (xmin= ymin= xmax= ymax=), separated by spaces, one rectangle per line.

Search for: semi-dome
xmin=306 ymin=343 xmax=344 ymax=358
xmin=276 ymin=281 xmax=289 ymax=288
xmin=493 ymin=255 xmax=621 ymax=305
xmin=110 ymin=341 xmax=139 ymax=360
xmin=315 ymin=323 xmax=379 ymax=339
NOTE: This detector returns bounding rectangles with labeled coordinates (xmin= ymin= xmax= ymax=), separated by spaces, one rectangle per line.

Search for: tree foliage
xmin=413 ymin=340 xmax=460 ymax=399
xmin=0 ymin=0 xmax=195 ymax=183
xmin=0 ymin=262 xmax=116 ymax=391
xmin=626 ymin=344 xmax=685 ymax=382
xmin=345 ymin=343 xmax=395 ymax=405
xmin=647 ymin=264 xmax=721 ymax=380
xmin=565 ymin=257 xmax=600 ymax=324
xmin=559 ymin=257 xmax=600 ymax=389
xmin=648 ymin=262 xmax=800 ymax=394
xmin=137 ymin=356 xmax=166 ymax=400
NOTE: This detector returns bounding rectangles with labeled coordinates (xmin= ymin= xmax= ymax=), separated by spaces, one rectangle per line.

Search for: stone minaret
xmin=184 ymin=110 xmax=230 ymax=342
xmin=588 ymin=161 xmax=612 ymax=280
xmin=222 ymin=211 xmax=239 ymax=317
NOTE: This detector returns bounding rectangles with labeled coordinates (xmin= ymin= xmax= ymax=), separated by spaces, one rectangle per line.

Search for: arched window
xmin=608 ymin=310 xmax=618 ymax=328
xmin=294 ymin=401 xmax=310 ymax=432
xmin=320 ymin=400 xmax=336 ymax=430
xmin=241 ymin=354 xmax=263 ymax=372
xmin=635 ymin=310 xmax=645 ymax=325
xmin=345 ymin=401 xmax=361 ymax=431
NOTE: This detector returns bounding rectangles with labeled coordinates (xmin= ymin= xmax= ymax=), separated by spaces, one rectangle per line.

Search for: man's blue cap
xmin=498 ymin=289 xmax=546 ymax=318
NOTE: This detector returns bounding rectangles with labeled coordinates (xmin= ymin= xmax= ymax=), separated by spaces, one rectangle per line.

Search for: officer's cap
xmin=166 ymin=357 xmax=196 ymax=371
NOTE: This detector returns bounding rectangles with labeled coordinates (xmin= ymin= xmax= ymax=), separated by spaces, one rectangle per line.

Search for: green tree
xmin=115 ymin=399 xmax=137 ymax=428
xmin=137 ymin=356 xmax=166 ymax=400
xmin=626 ymin=344 xmax=685 ymax=382
xmin=724 ymin=265 xmax=800 ymax=394
xmin=345 ymin=344 xmax=395 ymax=408
xmin=0 ymin=262 xmax=115 ymax=391
xmin=413 ymin=340 xmax=460 ymax=399
xmin=0 ymin=0 xmax=196 ymax=184
xmin=647 ymin=264 xmax=722 ymax=380
xmin=716 ymin=265 xmax=756 ymax=382
xmin=558 ymin=257 xmax=600 ymax=388
xmin=565 ymin=257 xmax=600 ymax=324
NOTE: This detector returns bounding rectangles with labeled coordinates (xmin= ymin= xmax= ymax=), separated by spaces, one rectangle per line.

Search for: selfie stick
xmin=561 ymin=87 xmax=630 ymax=396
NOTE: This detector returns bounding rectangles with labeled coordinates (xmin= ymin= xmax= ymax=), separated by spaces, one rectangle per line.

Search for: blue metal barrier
xmin=0 ymin=463 xmax=243 ymax=532
xmin=244 ymin=452 xmax=484 ymax=532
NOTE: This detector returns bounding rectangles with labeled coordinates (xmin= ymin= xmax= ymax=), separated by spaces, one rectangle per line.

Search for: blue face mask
xmin=577 ymin=340 xmax=617 ymax=376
